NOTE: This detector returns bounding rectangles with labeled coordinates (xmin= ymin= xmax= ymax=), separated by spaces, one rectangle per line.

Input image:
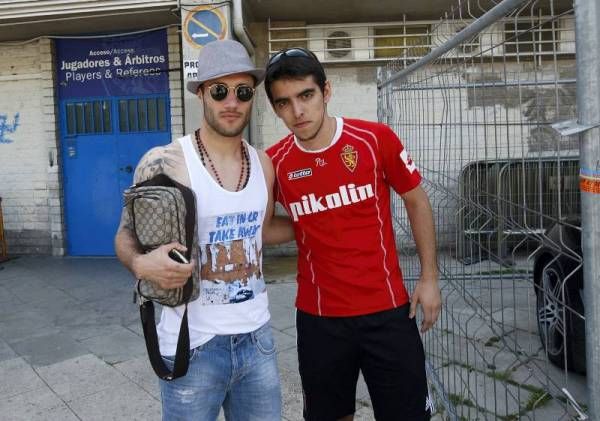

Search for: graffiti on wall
xmin=0 ymin=113 xmax=20 ymax=144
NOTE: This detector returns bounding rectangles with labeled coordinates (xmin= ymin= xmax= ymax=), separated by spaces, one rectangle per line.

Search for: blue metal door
xmin=61 ymin=95 xmax=170 ymax=255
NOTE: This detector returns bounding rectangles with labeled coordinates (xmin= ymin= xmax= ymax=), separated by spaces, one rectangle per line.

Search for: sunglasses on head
xmin=206 ymin=83 xmax=255 ymax=102
xmin=267 ymin=48 xmax=320 ymax=68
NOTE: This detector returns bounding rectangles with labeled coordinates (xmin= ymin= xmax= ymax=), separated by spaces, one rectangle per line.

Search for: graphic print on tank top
xmin=198 ymin=209 xmax=265 ymax=305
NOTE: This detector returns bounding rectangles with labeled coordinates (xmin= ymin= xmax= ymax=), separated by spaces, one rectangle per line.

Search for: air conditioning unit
xmin=308 ymin=26 xmax=370 ymax=62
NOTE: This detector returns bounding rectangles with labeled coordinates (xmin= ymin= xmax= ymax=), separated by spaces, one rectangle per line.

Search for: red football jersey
xmin=267 ymin=118 xmax=422 ymax=316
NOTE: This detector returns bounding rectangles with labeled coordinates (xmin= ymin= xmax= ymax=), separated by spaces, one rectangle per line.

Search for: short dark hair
xmin=264 ymin=49 xmax=326 ymax=104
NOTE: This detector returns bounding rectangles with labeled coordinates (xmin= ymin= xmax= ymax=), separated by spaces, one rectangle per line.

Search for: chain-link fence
xmin=378 ymin=0 xmax=589 ymax=419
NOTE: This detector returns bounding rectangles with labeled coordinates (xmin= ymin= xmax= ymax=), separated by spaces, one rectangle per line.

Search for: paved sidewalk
xmin=0 ymin=256 xmax=375 ymax=421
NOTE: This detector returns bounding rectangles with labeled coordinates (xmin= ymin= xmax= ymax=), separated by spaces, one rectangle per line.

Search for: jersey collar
xmin=293 ymin=117 xmax=343 ymax=154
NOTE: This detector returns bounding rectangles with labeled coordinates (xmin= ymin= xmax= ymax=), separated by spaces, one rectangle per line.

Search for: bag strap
xmin=140 ymin=300 xmax=190 ymax=380
xmin=177 ymin=178 xmax=196 ymax=303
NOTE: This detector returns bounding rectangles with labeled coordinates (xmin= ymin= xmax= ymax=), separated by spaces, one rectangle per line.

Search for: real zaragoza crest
xmin=340 ymin=144 xmax=358 ymax=172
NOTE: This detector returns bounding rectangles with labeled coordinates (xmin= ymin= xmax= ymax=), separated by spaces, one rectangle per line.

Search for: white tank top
xmin=157 ymin=135 xmax=270 ymax=356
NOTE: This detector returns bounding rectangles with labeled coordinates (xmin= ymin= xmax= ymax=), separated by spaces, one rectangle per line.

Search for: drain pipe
xmin=232 ymin=0 xmax=255 ymax=56
xmin=232 ymin=0 xmax=259 ymax=146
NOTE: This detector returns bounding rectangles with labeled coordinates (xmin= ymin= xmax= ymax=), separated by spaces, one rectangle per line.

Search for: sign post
xmin=180 ymin=3 xmax=231 ymax=132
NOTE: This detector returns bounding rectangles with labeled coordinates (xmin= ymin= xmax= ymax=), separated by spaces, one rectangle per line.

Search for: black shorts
xmin=296 ymin=304 xmax=431 ymax=421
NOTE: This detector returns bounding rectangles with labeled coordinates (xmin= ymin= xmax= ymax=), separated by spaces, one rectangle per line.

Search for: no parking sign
xmin=183 ymin=5 xmax=228 ymax=48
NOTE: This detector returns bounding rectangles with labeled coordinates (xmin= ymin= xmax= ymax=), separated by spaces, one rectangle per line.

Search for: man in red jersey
xmin=264 ymin=48 xmax=441 ymax=421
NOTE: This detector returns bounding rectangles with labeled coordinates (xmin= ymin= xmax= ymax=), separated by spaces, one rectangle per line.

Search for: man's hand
xmin=409 ymin=277 xmax=441 ymax=333
xmin=132 ymin=242 xmax=194 ymax=290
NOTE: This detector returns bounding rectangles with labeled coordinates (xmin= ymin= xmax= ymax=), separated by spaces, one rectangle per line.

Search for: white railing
xmin=268 ymin=14 xmax=575 ymax=64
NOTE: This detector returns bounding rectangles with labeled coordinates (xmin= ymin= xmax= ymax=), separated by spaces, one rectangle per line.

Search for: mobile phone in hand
xmin=168 ymin=249 xmax=189 ymax=264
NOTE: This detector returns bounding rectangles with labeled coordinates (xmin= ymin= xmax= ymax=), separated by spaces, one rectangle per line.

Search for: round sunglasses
xmin=207 ymin=83 xmax=255 ymax=102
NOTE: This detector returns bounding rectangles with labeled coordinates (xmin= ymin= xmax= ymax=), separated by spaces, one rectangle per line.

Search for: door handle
xmin=120 ymin=165 xmax=133 ymax=173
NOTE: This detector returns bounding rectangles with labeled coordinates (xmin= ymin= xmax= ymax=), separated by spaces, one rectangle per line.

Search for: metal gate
xmin=377 ymin=0 xmax=592 ymax=419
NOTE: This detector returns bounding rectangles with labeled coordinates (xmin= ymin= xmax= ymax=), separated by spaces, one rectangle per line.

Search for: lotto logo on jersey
xmin=288 ymin=183 xmax=374 ymax=221
xmin=288 ymin=168 xmax=312 ymax=180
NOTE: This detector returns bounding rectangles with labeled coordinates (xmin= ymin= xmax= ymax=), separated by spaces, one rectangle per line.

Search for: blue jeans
xmin=159 ymin=322 xmax=281 ymax=421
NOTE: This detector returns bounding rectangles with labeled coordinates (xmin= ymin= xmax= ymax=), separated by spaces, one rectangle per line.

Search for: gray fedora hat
xmin=186 ymin=39 xmax=265 ymax=94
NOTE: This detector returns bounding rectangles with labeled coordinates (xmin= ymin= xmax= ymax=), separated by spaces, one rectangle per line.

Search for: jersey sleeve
xmin=378 ymin=124 xmax=422 ymax=194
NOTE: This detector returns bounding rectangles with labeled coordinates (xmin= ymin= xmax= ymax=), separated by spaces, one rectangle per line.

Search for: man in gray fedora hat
xmin=115 ymin=39 xmax=292 ymax=421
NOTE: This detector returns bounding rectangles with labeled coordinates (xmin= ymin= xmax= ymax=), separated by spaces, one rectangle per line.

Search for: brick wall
xmin=167 ymin=26 xmax=184 ymax=140
xmin=0 ymin=40 xmax=59 ymax=255
xmin=0 ymin=29 xmax=184 ymax=256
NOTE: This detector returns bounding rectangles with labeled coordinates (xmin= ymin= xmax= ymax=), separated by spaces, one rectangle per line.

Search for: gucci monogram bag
xmin=123 ymin=173 xmax=198 ymax=380
xmin=124 ymin=176 xmax=199 ymax=306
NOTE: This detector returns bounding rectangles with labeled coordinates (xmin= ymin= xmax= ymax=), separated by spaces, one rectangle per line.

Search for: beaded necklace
xmin=195 ymin=129 xmax=250 ymax=191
